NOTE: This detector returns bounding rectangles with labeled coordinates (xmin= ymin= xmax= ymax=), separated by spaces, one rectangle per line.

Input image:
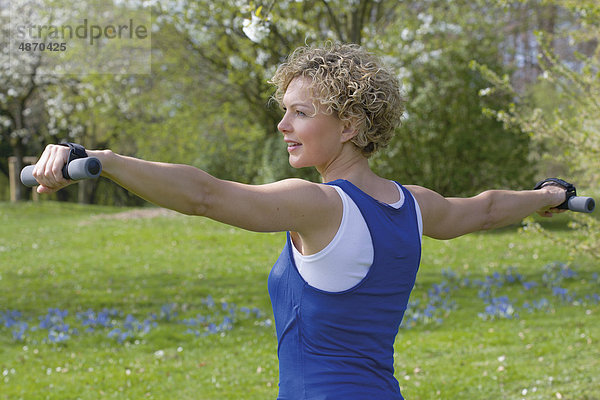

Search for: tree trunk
xmin=11 ymin=137 xmax=27 ymax=201
xmin=78 ymin=179 xmax=98 ymax=204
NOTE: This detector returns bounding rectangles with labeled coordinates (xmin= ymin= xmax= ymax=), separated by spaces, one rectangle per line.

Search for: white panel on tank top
xmin=292 ymin=182 xmax=422 ymax=292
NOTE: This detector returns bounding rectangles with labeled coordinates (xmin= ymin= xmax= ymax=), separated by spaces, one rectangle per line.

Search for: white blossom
xmin=242 ymin=14 xmax=269 ymax=43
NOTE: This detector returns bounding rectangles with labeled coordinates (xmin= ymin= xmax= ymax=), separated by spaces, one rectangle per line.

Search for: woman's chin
xmin=288 ymin=156 xmax=305 ymax=169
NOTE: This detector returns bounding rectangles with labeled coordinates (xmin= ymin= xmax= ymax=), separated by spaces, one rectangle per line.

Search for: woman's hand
xmin=32 ymin=144 xmax=74 ymax=194
xmin=536 ymin=183 xmax=567 ymax=218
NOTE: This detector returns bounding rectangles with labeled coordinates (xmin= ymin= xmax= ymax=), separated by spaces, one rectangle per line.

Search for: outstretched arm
xmin=32 ymin=146 xmax=342 ymax=237
xmin=406 ymin=185 xmax=566 ymax=240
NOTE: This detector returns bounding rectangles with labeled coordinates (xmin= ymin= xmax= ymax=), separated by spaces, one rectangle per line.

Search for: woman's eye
xmin=296 ymin=110 xmax=306 ymax=117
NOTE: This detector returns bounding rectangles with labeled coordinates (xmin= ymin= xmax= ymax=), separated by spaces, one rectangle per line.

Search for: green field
xmin=1 ymin=202 xmax=598 ymax=399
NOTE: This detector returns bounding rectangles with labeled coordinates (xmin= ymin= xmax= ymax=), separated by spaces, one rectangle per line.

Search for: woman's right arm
xmin=33 ymin=145 xmax=342 ymax=236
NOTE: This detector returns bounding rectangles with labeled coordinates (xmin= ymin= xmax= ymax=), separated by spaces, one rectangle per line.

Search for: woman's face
xmin=277 ymin=77 xmax=348 ymax=172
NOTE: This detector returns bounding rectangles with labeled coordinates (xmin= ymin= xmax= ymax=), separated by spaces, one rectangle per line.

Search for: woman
xmin=32 ymin=43 xmax=566 ymax=399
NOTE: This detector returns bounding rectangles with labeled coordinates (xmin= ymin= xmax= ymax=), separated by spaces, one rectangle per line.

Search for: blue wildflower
xmin=522 ymin=281 xmax=538 ymax=290
xmin=202 ymin=295 xmax=215 ymax=308
xmin=11 ymin=322 xmax=28 ymax=341
xmin=160 ymin=304 xmax=177 ymax=321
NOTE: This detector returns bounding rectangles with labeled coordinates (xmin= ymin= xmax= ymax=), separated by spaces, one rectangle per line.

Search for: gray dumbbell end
xmin=568 ymin=196 xmax=595 ymax=213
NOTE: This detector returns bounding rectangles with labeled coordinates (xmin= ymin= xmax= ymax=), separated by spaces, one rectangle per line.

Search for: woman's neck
xmin=320 ymin=154 xmax=368 ymax=182
xmin=320 ymin=156 xmax=387 ymax=193
xmin=318 ymin=148 xmax=398 ymax=204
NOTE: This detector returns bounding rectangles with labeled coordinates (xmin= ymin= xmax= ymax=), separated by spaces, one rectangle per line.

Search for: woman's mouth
xmin=286 ymin=140 xmax=302 ymax=152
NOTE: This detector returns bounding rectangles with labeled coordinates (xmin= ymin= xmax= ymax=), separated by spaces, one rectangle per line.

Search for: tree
xmin=475 ymin=0 xmax=599 ymax=257
xmin=2 ymin=0 xmax=542 ymax=203
xmin=0 ymin=1 xmax=59 ymax=200
xmin=1 ymin=0 xmax=152 ymax=203
xmin=152 ymin=0 xmax=530 ymax=194
xmin=150 ymin=0 xmax=404 ymax=183
xmin=370 ymin=0 xmax=533 ymax=196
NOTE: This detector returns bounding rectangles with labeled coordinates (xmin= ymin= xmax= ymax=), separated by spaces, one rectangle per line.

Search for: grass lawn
xmin=0 ymin=201 xmax=598 ymax=399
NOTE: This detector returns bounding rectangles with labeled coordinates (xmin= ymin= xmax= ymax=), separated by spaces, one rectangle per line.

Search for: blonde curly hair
xmin=270 ymin=43 xmax=405 ymax=158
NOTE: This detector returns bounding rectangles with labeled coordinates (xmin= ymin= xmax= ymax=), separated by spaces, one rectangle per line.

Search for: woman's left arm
xmin=406 ymin=185 xmax=566 ymax=240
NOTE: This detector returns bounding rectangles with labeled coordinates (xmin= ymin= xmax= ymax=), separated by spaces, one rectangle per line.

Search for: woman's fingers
xmin=50 ymin=147 xmax=67 ymax=182
xmin=536 ymin=207 xmax=567 ymax=218
xmin=32 ymin=145 xmax=71 ymax=190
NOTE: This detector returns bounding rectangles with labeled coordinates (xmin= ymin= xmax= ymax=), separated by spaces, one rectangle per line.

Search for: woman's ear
xmin=340 ymin=119 xmax=359 ymax=143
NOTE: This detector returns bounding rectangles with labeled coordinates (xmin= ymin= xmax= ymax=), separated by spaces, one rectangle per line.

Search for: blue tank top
xmin=268 ymin=179 xmax=422 ymax=400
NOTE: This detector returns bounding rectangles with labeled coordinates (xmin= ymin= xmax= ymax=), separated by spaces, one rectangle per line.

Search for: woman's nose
xmin=277 ymin=113 xmax=291 ymax=134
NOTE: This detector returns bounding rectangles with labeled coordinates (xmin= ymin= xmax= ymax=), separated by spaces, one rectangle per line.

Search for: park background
xmin=1 ymin=0 xmax=599 ymax=399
